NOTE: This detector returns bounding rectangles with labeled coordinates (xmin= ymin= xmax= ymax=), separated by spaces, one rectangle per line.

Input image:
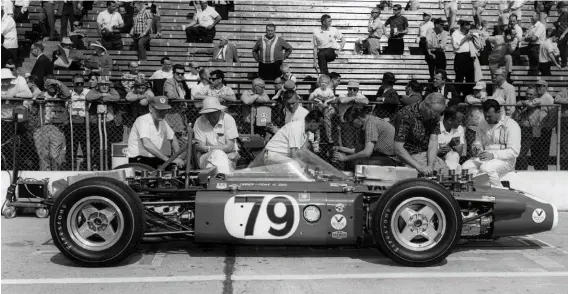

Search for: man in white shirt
xmin=1 ymin=10 xmax=17 ymax=62
xmin=313 ymin=14 xmax=345 ymax=75
xmin=184 ymin=61 xmax=200 ymax=89
xmin=499 ymin=0 xmax=525 ymax=26
xmin=127 ymin=96 xmax=185 ymax=168
xmin=538 ymin=30 xmax=562 ymax=76
xmin=185 ymin=0 xmax=221 ymax=43
xmin=193 ymin=97 xmax=240 ymax=175
xmin=356 ymin=7 xmax=384 ymax=55
xmin=491 ymin=68 xmax=516 ymax=116
xmin=96 ymin=1 xmax=124 ymax=50
xmin=438 ymin=106 xmax=465 ymax=171
xmin=263 ymin=110 xmax=324 ymax=166
xmin=267 ymin=90 xmax=309 ymax=135
xmin=462 ymin=99 xmax=521 ymax=187
xmin=417 ymin=12 xmax=434 ymax=44
xmin=452 ymin=19 xmax=475 ymax=92
xmin=523 ymin=12 xmax=546 ymax=75
xmin=149 ymin=57 xmax=173 ymax=80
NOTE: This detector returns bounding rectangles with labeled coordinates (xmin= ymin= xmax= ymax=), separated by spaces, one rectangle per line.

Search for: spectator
xmin=53 ymin=37 xmax=81 ymax=69
xmin=554 ymin=87 xmax=568 ymax=170
xmin=1 ymin=35 xmax=11 ymax=68
xmin=252 ymin=24 xmax=293 ymax=81
xmin=42 ymin=76 xmax=71 ymax=126
xmin=356 ymin=7 xmax=384 ymax=55
xmin=147 ymin=2 xmax=162 ymax=38
xmin=83 ymin=41 xmax=113 ymax=75
xmin=491 ymin=68 xmax=516 ymax=116
xmin=504 ymin=26 xmax=521 ymax=68
xmin=194 ymin=69 xmax=236 ymax=103
xmin=126 ymin=76 xmax=154 ymax=110
xmin=309 ymin=74 xmax=336 ymax=143
xmin=384 ymin=4 xmax=408 ymax=54
xmin=85 ymin=76 xmax=121 ymax=158
xmin=97 ymin=1 xmax=124 ymax=50
xmin=401 ymin=79 xmax=423 ymax=105
xmin=333 ymin=104 xmax=397 ymax=166
xmin=118 ymin=4 xmax=133 ymax=33
xmin=464 ymin=81 xmax=488 ymax=158
xmin=26 ymin=75 xmax=43 ymax=101
xmin=424 ymin=69 xmax=460 ymax=105
xmin=524 ymin=12 xmax=546 ymax=75
xmin=121 ymin=61 xmax=145 ymax=93
xmin=452 ymin=19 xmax=475 ymax=92
xmin=1 ymin=68 xmax=32 ymax=100
xmin=30 ymin=42 xmax=54 ymax=90
xmin=193 ymin=36 xmax=239 ymax=63
xmin=373 ymin=72 xmax=398 ymax=104
xmin=487 ymin=26 xmax=514 ymax=79
xmin=462 ymin=99 xmax=521 ymax=187
xmin=554 ymin=2 xmax=568 ymax=68
xmin=13 ymin=0 xmax=30 ymax=22
xmin=417 ymin=12 xmax=434 ymax=44
xmin=534 ymin=1 xmax=554 ymax=25
xmin=1 ymin=9 xmax=17 ymax=64
xmin=39 ymin=0 xmax=57 ymax=41
xmin=241 ymin=78 xmax=270 ymax=128
xmin=423 ymin=18 xmax=449 ymax=79
xmin=130 ymin=0 xmax=153 ymax=65
xmin=150 ymin=57 xmax=173 ymax=80
xmin=337 ymin=81 xmax=369 ymax=122
xmin=280 ymin=63 xmax=297 ymax=83
xmin=87 ymin=72 xmax=101 ymax=90
xmin=329 ymin=72 xmax=341 ymax=95
xmin=192 ymin=67 xmax=210 ymax=101
xmin=313 ymin=14 xmax=345 ymax=75
xmin=508 ymin=13 xmax=524 ymax=46
xmin=438 ymin=106 xmax=465 ymax=171
xmin=126 ymin=96 xmax=185 ymax=168
xmin=69 ymin=74 xmax=90 ymax=126
xmin=538 ymin=29 xmax=562 ymax=76
xmin=440 ymin=0 xmax=460 ymax=30
xmin=499 ymin=0 xmax=525 ymax=26
xmin=472 ymin=0 xmax=488 ymax=27
xmin=405 ymin=0 xmax=420 ymax=11
xmin=184 ymin=61 xmax=200 ymax=89
xmin=185 ymin=0 xmax=221 ymax=43
xmin=4 ymin=60 xmax=27 ymax=90
xmin=271 ymin=77 xmax=286 ymax=101
xmin=193 ymin=97 xmax=240 ymax=174
xmin=59 ymin=1 xmax=83 ymax=38
xmin=393 ymin=92 xmax=448 ymax=175
xmin=69 ymin=21 xmax=87 ymax=50
xmin=212 ymin=0 xmax=233 ymax=20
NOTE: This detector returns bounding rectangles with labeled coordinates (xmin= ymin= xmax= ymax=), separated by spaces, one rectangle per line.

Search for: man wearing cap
xmin=393 ymin=92 xmax=448 ymax=175
xmin=263 ymin=109 xmax=324 ymax=166
xmin=554 ymin=2 xmax=568 ymax=68
xmin=121 ymin=61 xmax=145 ymax=93
xmin=252 ymin=23 xmax=294 ymax=80
xmin=97 ymin=1 xmax=124 ymax=50
xmin=84 ymin=41 xmax=113 ymax=75
xmin=490 ymin=68 xmax=516 ymax=116
xmin=337 ymin=81 xmax=369 ymax=121
xmin=384 ymin=4 xmax=409 ymax=55
xmin=418 ymin=12 xmax=434 ymax=43
xmin=185 ymin=0 xmax=221 ymax=43
xmin=30 ymin=42 xmax=53 ymax=90
xmin=423 ymin=18 xmax=449 ymax=79
xmin=356 ymin=8 xmax=385 ymax=55
xmin=241 ymin=78 xmax=271 ymax=130
xmin=272 ymin=79 xmax=295 ymax=101
xmin=127 ymin=96 xmax=185 ymax=168
xmin=425 ymin=69 xmax=460 ymax=105
xmin=193 ymin=97 xmax=240 ymax=174
xmin=452 ymin=19 xmax=475 ymax=92
xmin=313 ymin=14 xmax=345 ymax=75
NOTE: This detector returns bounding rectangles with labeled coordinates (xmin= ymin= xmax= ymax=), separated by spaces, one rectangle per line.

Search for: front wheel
xmin=373 ymin=179 xmax=461 ymax=267
xmin=49 ymin=177 xmax=145 ymax=267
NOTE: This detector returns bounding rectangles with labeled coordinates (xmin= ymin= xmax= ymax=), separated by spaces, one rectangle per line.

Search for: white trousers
xmin=444 ymin=151 xmax=461 ymax=173
xmin=461 ymin=157 xmax=513 ymax=187
xmin=199 ymin=149 xmax=236 ymax=175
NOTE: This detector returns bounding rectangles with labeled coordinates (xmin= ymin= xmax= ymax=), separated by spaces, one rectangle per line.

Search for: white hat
xmin=61 ymin=37 xmax=73 ymax=45
xmin=1 ymin=68 xmax=16 ymax=80
xmin=473 ymin=81 xmax=486 ymax=90
xmin=90 ymin=41 xmax=107 ymax=53
xmin=199 ymin=97 xmax=226 ymax=114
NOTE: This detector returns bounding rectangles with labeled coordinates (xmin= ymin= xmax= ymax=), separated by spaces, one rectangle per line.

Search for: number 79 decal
xmin=224 ymin=195 xmax=300 ymax=239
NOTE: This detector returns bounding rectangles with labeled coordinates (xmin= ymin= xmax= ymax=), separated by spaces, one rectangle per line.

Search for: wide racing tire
xmin=49 ymin=177 xmax=145 ymax=267
xmin=372 ymin=178 xmax=461 ymax=267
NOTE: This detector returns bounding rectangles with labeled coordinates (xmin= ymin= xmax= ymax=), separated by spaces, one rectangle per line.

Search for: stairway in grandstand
xmin=15 ymin=0 xmax=567 ymax=96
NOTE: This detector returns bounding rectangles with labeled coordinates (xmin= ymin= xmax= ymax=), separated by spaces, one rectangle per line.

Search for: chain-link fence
xmin=1 ymin=97 xmax=566 ymax=172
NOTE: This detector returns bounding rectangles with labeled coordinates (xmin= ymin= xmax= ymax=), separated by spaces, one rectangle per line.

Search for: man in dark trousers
xmin=384 ymin=4 xmax=408 ymax=54
xmin=451 ymin=19 xmax=475 ymax=94
xmin=422 ymin=18 xmax=449 ymax=79
xmin=424 ymin=69 xmax=461 ymax=106
xmin=312 ymin=14 xmax=345 ymax=75
xmin=30 ymin=42 xmax=54 ymax=90
xmin=252 ymin=23 xmax=293 ymax=81
xmin=59 ymin=1 xmax=83 ymax=38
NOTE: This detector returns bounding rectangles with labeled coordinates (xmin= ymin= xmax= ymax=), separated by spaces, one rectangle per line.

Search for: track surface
xmin=2 ymin=213 xmax=568 ymax=294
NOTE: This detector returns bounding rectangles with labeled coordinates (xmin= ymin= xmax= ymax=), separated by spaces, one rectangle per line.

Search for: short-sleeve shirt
xmin=132 ymin=9 xmax=153 ymax=35
xmin=97 ymin=10 xmax=124 ymax=31
xmin=127 ymin=113 xmax=175 ymax=158
xmin=193 ymin=112 xmax=239 ymax=153
xmin=385 ymin=15 xmax=408 ymax=39
xmin=362 ymin=115 xmax=395 ymax=156
xmin=394 ymin=103 xmax=441 ymax=154
xmin=438 ymin=119 xmax=465 ymax=147
xmin=313 ymin=27 xmax=343 ymax=50
xmin=204 ymin=85 xmax=235 ymax=99
xmin=195 ymin=6 xmax=220 ymax=28
xmin=310 ymin=87 xmax=335 ymax=102
xmin=265 ymin=120 xmax=308 ymax=155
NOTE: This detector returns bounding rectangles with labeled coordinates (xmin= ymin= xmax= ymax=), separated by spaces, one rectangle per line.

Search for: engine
xmin=422 ymin=169 xmax=476 ymax=192
xmin=460 ymin=208 xmax=493 ymax=238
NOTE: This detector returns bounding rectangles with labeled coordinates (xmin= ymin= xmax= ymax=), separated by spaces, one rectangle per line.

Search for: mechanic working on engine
xmin=127 ymin=96 xmax=185 ymax=168
xmin=262 ymin=109 xmax=324 ymax=166
xmin=193 ymin=97 xmax=240 ymax=175
xmin=462 ymin=99 xmax=521 ymax=187
xmin=393 ymin=92 xmax=448 ymax=175
xmin=332 ymin=104 xmax=398 ymax=167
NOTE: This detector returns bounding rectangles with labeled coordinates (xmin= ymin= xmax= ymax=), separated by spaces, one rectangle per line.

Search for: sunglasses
xmin=174 ymin=72 xmax=185 ymax=76
xmin=75 ymin=82 xmax=84 ymax=86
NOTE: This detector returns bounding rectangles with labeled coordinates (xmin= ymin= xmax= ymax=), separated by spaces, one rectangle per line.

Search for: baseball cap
xmin=149 ymin=96 xmax=172 ymax=110
xmin=283 ymin=80 xmax=296 ymax=90
xmin=473 ymin=81 xmax=486 ymax=90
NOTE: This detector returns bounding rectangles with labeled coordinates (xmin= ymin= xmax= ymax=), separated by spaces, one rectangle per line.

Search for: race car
xmin=48 ymin=150 xmax=558 ymax=267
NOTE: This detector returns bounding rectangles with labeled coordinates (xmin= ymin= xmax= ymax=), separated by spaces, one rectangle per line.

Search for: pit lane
xmin=2 ymin=213 xmax=568 ymax=294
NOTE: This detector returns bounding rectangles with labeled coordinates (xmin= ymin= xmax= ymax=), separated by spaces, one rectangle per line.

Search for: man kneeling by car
xmin=127 ymin=96 xmax=185 ymax=168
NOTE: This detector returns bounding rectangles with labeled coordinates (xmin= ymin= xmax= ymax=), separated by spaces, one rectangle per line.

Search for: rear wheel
xmin=49 ymin=177 xmax=145 ymax=267
xmin=373 ymin=179 xmax=461 ymax=267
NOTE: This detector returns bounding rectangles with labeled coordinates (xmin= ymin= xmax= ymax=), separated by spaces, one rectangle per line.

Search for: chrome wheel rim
xmin=68 ymin=196 xmax=124 ymax=251
xmin=390 ymin=197 xmax=446 ymax=251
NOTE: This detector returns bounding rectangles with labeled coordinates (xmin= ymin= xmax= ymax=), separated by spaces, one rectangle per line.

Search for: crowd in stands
xmin=1 ymin=1 xmax=568 ymax=186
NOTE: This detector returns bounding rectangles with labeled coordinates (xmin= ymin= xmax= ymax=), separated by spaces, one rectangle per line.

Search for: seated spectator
xmin=465 ymin=81 xmax=489 ymax=158
xmin=539 ymin=29 xmax=562 ymax=76
xmin=486 ymin=26 xmax=514 ymax=79
xmin=554 ymin=87 xmax=568 ymax=170
xmin=127 ymin=96 xmax=185 ymax=168
xmin=393 ymin=92 xmax=447 ymax=175
xmin=118 ymin=4 xmax=133 ymax=33
xmin=499 ymin=0 xmax=524 ymax=26
xmin=1 ymin=68 xmax=32 ymax=120
xmin=313 ymin=14 xmax=345 ymax=75
xmin=184 ymin=61 xmax=200 ymax=89
xmin=97 ymin=1 xmax=124 ymax=50
xmin=126 ymin=76 xmax=154 ymax=108
xmin=329 ymin=72 xmax=341 ymax=95
xmin=192 ymin=36 xmax=239 ymax=63
xmin=271 ymin=77 xmax=286 ymax=101
xmin=355 ymin=7 xmax=384 ymax=55
xmin=554 ymin=2 xmax=568 ymax=69
xmin=333 ymin=104 xmax=397 ymax=166
xmin=422 ymin=18 xmax=449 ymax=79
xmin=2 ymin=9 xmax=18 ymax=64
xmin=337 ymin=81 xmax=369 ymax=121
xmin=193 ymin=97 xmax=240 ymax=174
xmin=185 ymin=1 xmax=221 ymax=43
xmin=25 ymin=75 xmax=43 ymax=101
xmin=121 ymin=61 xmax=146 ymax=93
xmin=212 ymin=0 xmax=233 ymax=20
xmin=400 ymin=79 xmax=423 ymax=105
xmin=462 ymin=99 xmax=520 ymax=187
xmin=280 ymin=63 xmax=297 ymax=83
xmin=309 ymin=74 xmax=336 ymax=143
xmin=194 ymin=70 xmax=236 ymax=103
xmin=374 ymin=72 xmax=400 ymax=104
xmin=4 ymin=60 xmax=28 ymax=90
xmin=438 ymin=106 xmax=465 ymax=171
xmin=384 ymin=4 xmax=408 ymax=55
xmin=83 ymin=41 xmax=113 ymax=75
xmin=508 ymin=14 xmax=523 ymax=64
xmin=130 ymin=1 xmax=153 ymax=65
xmin=191 ymin=67 xmax=210 ymax=101
xmin=424 ymin=69 xmax=460 ymax=106
xmin=53 ymin=37 xmax=81 ymax=70
xmin=69 ymin=21 xmax=87 ymax=50
xmin=490 ymin=68 xmax=516 ymax=116
xmin=263 ymin=110 xmax=324 ymax=165
xmin=241 ymin=78 xmax=270 ymax=127
xmin=150 ymin=57 xmax=173 ymax=80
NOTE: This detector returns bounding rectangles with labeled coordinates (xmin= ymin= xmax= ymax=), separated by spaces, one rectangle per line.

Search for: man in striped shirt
xmin=252 ymin=23 xmax=293 ymax=81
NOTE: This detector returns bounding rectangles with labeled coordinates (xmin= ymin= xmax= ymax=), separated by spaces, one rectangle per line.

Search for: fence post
xmin=86 ymin=101 xmax=91 ymax=171
xmin=250 ymin=106 xmax=254 ymax=135
xmin=557 ymin=106 xmax=562 ymax=171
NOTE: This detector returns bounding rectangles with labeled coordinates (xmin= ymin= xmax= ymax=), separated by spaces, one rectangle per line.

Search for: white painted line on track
xmin=4 ymin=272 xmax=568 ymax=285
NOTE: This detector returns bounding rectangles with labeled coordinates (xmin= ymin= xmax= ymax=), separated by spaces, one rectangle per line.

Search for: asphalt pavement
xmin=2 ymin=212 xmax=568 ymax=294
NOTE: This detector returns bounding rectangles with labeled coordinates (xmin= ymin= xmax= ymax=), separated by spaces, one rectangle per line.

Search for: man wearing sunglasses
xmin=163 ymin=64 xmax=191 ymax=136
xmin=384 ymin=4 xmax=408 ymax=55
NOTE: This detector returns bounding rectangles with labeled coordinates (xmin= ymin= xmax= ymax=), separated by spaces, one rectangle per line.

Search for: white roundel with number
xmin=224 ymin=194 xmax=300 ymax=239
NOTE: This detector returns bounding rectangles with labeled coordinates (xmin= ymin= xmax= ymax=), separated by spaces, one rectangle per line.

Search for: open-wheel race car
xmin=47 ymin=148 xmax=559 ymax=267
